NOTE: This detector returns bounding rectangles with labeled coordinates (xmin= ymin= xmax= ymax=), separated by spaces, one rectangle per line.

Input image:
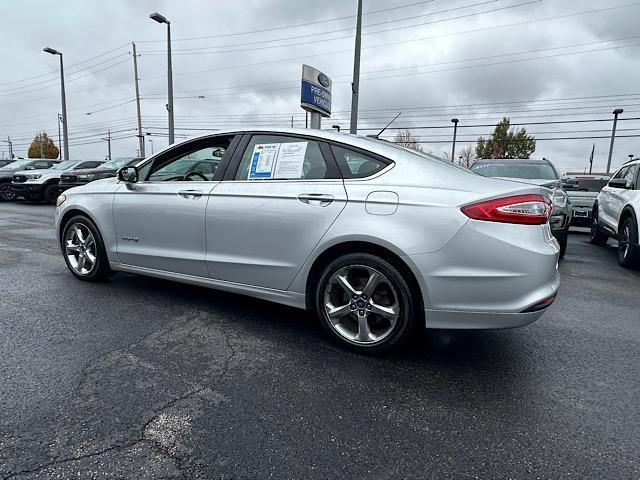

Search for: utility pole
xmin=606 ymin=108 xmax=623 ymax=174
xmin=349 ymin=0 xmax=363 ymax=134
xmin=7 ymin=136 xmax=12 ymax=159
xmin=588 ymin=143 xmax=595 ymax=174
xmin=102 ymin=130 xmax=112 ymax=161
xmin=132 ymin=42 xmax=145 ymax=157
xmin=40 ymin=134 xmax=45 ymax=159
xmin=450 ymin=118 xmax=459 ymax=162
xmin=291 ymin=115 xmax=294 ymax=128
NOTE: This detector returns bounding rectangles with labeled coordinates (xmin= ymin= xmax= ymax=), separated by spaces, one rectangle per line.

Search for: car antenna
xmin=369 ymin=112 xmax=401 ymax=139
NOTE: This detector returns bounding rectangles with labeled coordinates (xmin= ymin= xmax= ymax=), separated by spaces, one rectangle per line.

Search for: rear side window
xmin=330 ymin=145 xmax=388 ymax=179
xmin=235 ymin=135 xmax=336 ymax=180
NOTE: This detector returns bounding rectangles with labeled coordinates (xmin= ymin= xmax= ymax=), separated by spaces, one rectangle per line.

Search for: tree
xmin=394 ymin=129 xmax=423 ymax=152
xmin=28 ymin=132 xmax=59 ymax=159
xmin=475 ymin=117 xmax=535 ymax=159
xmin=456 ymin=145 xmax=475 ymax=168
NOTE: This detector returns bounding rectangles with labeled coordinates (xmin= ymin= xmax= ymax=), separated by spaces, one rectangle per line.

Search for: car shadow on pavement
xmin=111 ymin=271 xmax=531 ymax=376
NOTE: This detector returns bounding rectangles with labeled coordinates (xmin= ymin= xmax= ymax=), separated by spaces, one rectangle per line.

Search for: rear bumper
xmin=407 ymin=219 xmax=560 ymax=329
xmin=425 ymin=307 xmax=547 ymax=329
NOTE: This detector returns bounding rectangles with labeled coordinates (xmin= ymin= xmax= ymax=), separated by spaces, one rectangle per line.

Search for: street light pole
xmin=57 ymin=114 xmax=62 ymax=159
xmin=450 ymin=118 xmax=459 ymax=162
xmin=148 ymin=138 xmax=154 ymax=155
xmin=44 ymin=47 xmax=69 ymax=161
xmin=349 ymin=0 xmax=363 ymax=134
xmin=606 ymin=108 xmax=623 ymax=174
xmin=150 ymin=12 xmax=174 ymax=145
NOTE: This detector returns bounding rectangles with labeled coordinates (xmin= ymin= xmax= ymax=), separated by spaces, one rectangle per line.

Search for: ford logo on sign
xmin=317 ymin=73 xmax=331 ymax=88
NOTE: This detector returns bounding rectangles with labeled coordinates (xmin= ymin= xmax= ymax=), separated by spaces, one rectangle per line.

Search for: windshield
xmin=563 ymin=179 xmax=609 ymax=192
xmin=0 ymin=159 xmax=33 ymax=170
xmin=51 ymin=160 xmax=79 ymax=171
xmin=99 ymin=158 xmax=129 ymax=170
xmin=471 ymin=162 xmax=558 ymax=180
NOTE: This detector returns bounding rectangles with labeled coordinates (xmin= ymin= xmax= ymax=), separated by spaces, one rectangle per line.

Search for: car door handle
xmin=178 ymin=189 xmax=203 ymax=200
xmin=297 ymin=193 xmax=334 ymax=206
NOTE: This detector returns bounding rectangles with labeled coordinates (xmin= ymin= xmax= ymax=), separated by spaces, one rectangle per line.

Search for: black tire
xmin=43 ymin=183 xmax=59 ymax=204
xmin=0 ymin=182 xmax=16 ymax=201
xmin=61 ymin=215 xmax=111 ymax=282
xmin=314 ymin=253 xmax=419 ymax=355
xmin=617 ymin=216 xmax=640 ymax=269
xmin=589 ymin=205 xmax=608 ymax=246
xmin=557 ymin=230 xmax=568 ymax=259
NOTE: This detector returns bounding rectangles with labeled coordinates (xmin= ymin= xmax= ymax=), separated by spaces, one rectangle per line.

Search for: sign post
xmin=300 ymin=65 xmax=332 ymax=130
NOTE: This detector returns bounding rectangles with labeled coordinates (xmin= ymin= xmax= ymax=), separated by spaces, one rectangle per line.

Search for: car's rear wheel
xmin=61 ymin=215 xmax=111 ymax=281
xmin=314 ymin=253 xmax=419 ymax=355
xmin=618 ymin=216 xmax=640 ymax=269
xmin=0 ymin=183 xmax=16 ymax=201
xmin=589 ymin=206 xmax=608 ymax=246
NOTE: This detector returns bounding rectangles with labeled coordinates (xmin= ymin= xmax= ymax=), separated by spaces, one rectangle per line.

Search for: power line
xmin=0 ymin=43 xmax=130 ymax=89
xmin=136 ymin=0 xmax=437 ymax=43
xmin=143 ymin=0 xmax=500 ymax=54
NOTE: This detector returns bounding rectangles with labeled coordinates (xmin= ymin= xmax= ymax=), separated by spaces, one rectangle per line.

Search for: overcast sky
xmin=2 ymin=0 xmax=640 ymax=173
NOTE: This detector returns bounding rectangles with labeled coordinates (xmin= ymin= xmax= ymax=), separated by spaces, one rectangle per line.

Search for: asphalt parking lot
xmin=1 ymin=202 xmax=639 ymax=479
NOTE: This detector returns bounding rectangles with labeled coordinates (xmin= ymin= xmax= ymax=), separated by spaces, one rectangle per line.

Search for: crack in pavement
xmin=2 ymin=310 xmax=238 ymax=480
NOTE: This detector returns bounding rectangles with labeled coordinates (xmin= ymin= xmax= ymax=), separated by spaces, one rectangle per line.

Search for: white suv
xmin=590 ymin=159 xmax=640 ymax=268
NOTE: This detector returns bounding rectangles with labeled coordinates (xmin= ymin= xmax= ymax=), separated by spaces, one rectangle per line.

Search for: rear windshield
xmin=471 ymin=162 xmax=558 ymax=180
xmin=563 ymin=179 xmax=608 ymax=192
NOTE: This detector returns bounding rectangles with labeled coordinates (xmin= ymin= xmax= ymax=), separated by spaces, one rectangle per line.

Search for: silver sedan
xmin=55 ymin=128 xmax=560 ymax=354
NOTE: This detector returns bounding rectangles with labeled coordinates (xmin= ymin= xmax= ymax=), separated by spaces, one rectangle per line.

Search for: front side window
xmin=611 ymin=166 xmax=629 ymax=184
xmin=33 ymin=161 xmax=52 ymax=169
xmin=149 ymin=148 xmax=223 ymax=181
xmin=330 ymin=145 xmax=387 ymax=178
xmin=76 ymin=161 xmax=102 ymax=169
xmin=235 ymin=135 xmax=331 ymax=180
xmin=624 ymin=165 xmax=638 ymax=189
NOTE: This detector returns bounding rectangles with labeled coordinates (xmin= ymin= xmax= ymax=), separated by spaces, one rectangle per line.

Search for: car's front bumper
xmin=407 ymin=219 xmax=560 ymax=329
xmin=10 ymin=182 xmax=46 ymax=197
xmin=58 ymin=182 xmax=86 ymax=193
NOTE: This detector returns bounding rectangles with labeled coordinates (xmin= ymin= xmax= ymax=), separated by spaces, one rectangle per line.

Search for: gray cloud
xmin=1 ymin=0 xmax=640 ymax=173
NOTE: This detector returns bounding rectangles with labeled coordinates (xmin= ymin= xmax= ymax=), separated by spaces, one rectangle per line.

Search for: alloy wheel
xmin=64 ymin=223 xmax=97 ymax=275
xmin=0 ymin=184 xmax=15 ymax=201
xmin=323 ymin=265 xmax=400 ymax=345
xmin=620 ymin=223 xmax=631 ymax=259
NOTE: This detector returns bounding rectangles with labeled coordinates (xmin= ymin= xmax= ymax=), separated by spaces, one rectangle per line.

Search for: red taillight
xmin=461 ymin=194 xmax=552 ymax=225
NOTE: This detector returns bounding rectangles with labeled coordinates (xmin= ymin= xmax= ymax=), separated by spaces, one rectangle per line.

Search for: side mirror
xmin=609 ymin=178 xmax=629 ymax=189
xmin=118 ymin=166 xmax=139 ymax=183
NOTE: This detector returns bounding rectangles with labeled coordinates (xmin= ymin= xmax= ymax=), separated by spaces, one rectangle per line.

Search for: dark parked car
xmin=0 ymin=159 xmax=60 ymax=201
xmin=58 ymin=157 xmax=143 ymax=193
xmin=470 ymin=158 xmax=572 ymax=257
xmin=11 ymin=159 xmax=104 ymax=203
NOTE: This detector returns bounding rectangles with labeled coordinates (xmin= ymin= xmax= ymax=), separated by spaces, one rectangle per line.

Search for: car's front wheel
xmin=315 ymin=253 xmax=419 ymax=355
xmin=0 ymin=183 xmax=16 ymax=201
xmin=618 ymin=216 xmax=640 ymax=269
xmin=61 ymin=215 xmax=111 ymax=281
xmin=589 ymin=206 xmax=608 ymax=246
xmin=43 ymin=184 xmax=59 ymax=203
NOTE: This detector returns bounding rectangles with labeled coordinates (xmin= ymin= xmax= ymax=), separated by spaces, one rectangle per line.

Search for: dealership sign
xmin=300 ymin=64 xmax=332 ymax=117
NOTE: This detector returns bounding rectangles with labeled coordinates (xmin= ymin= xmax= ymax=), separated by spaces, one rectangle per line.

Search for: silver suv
xmin=590 ymin=159 xmax=640 ymax=268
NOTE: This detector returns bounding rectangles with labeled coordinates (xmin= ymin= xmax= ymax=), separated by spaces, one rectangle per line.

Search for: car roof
xmin=149 ymin=127 xmax=446 ymax=164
